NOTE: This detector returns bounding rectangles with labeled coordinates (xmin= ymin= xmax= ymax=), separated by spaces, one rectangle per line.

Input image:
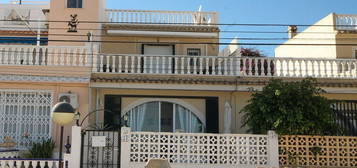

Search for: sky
xmin=3 ymin=0 xmax=357 ymax=56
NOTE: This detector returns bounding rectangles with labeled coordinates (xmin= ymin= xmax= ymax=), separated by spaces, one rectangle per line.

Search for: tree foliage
xmin=241 ymin=47 xmax=264 ymax=57
xmin=241 ymin=78 xmax=341 ymax=135
xmin=24 ymin=139 xmax=56 ymax=158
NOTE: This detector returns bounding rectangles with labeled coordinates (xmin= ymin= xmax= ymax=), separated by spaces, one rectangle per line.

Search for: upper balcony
xmin=93 ymin=54 xmax=357 ymax=79
xmin=0 ymin=45 xmax=93 ymax=80
xmin=335 ymin=14 xmax=357 ymax=31
xmin=1 ymin=45 xmax=356 ymax=82
xmin=105 ymin=9 xmax=218 ymax=26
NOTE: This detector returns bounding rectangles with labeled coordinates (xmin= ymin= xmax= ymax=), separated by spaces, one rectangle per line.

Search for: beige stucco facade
xmin=1 ymin=1 xmax=357 ymax=155
xmin=101 ymin=36 xmax=219 ymax=56
xmin=335 ymin=33 xmax=357 ymax=59
xmin=0 ymin=81 xmax=89 ymax=150
xmin=275 ymin=13 xmax=338 ymax=59
xmin=48 ymin=0 xmax=105 ymax=46
xmin=90 ymin=87 xmax=245 ymax=133
xmin=275 ymin=13 xmax=357 ymax=60
xmin=89 ymin=77 xmax=357 ymax=134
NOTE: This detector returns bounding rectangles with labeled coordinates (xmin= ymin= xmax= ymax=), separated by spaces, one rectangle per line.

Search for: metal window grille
xmin=187 ymin=48 xmax=201 ymax=56
xmin=187 ymin=48 xmax=201 ymax=66
xmin=0 ymin=90 xmax=52 ymax=149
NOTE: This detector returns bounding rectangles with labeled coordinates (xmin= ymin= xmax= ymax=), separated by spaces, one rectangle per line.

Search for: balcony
xmin=94 ymin=54 xmax=357 ymax=79
xmin=1 ymin=46 xmax=356 ymax=80
xmin=0 ymin=45 xmax=93 ymax=78
xmin=105 ymin=9 xmax=218 ymax=25
xmin=335 ymin=14 xmax=357 ymax=31
xmin=0 ymin=45 xmax=92 ymax=67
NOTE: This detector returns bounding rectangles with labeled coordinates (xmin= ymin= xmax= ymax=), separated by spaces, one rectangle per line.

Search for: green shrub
xmin=24 ymin=139 xmax=55 ymax=159
xmin=241 ymin=78 xmax=342 ymax=135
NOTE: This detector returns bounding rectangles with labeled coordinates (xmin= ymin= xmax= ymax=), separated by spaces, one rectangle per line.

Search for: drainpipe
xmin=36 ymin=20 xmax=41 ymax=46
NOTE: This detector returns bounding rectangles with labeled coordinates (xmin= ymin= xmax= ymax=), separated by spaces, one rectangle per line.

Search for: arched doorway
xmin=122 ymin=101 xmax=205 ymax=133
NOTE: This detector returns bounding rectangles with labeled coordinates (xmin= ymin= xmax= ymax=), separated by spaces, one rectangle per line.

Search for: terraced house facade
xmin=0 ymin=0 xmax=356 ymax=168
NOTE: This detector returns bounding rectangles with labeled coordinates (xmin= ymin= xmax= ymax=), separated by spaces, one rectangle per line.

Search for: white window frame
xmin=187 ymin=48 xmax=201 ymax=66
xmin=123 ymin=99 xmax=205 ymax=133
xmin=122 ymin=98 xmax=205 ymax=123
xmin=187 ymin=48 xmax=201 ymax=56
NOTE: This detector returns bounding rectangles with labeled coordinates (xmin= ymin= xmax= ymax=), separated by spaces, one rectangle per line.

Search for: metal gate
xmin=80 ymin=130 xmax=120 ymax=168
xmin=332 ymin=101 xmax=357 ymax=136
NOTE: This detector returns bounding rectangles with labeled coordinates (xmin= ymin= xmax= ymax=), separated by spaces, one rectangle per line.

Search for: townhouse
xmin=0 ymin=1 xmax=356 ymax=167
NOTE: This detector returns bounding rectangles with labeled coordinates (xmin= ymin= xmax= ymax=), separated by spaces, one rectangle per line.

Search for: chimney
xmin=288 ymin=25 xmax=298 ymax=39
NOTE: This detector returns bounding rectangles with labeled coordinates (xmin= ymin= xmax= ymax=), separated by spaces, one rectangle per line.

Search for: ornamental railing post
xmin=121 ymin=127 xmax=131 ymax=168
xmin=70 ymin=126 xmax=82 ymax=168
xmin=268 ymin=130 xmax=279 ymax=168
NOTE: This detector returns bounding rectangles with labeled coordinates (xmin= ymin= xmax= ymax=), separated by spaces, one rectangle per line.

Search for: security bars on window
xmin=0 ymin=90 xmax=52 ymax=149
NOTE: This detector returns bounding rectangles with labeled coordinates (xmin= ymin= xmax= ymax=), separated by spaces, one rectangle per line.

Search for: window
xmin=187 ymin=48 xmax=201 ymax=56
xmin=67 ymin=0 xmax=82 ymax=8
xmin=187 ymin=48 xmax=201 ymax=66
xmin=123 ymin=101 xmax=205 ymax=133
xmin=355 ymin=50 xmax=357 ymax=59
xmin=142 ymin=45 xmax=175 ymax=73
xmin=0 ymin=90 xmax=52 ymax=149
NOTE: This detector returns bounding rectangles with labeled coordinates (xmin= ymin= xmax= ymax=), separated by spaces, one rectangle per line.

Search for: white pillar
xmin=268 ymin=130 xmax=279 ymax=168
xmin=36 ymin=19 xmax=41 ymax=46
xmin=70 ymin=126 xmax=82 ymax=168
xmin=224 ymin=101 xmax=232 ymax=133
xmin=63 ymin=153 xmax=71 ymax=168
xmin=121 ymin=127 xmax=131 ymax=168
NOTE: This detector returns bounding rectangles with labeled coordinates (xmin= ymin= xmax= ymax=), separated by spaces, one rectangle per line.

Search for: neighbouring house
xmin=275 ymin=13 xmax=357 ymax=136
xmin=0 ymin=0 xmax=92 ymax=150
xmin=0 ymin=0 xmax=356 ymax=168
xmin=275 ymin=13 xmax=357 ymax=59
xmin=0 ymin=1 xmax=48 ymax=45
xmin=219 ymin=38 xmax=241 ymax=57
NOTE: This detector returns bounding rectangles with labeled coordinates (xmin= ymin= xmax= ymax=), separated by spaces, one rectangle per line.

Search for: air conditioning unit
xmin=58 ymin=93 xmax=79 ymax=109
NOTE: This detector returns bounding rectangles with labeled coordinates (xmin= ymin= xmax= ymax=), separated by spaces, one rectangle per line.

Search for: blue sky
xmin=5 ymin=0 xmax=357 ymax=56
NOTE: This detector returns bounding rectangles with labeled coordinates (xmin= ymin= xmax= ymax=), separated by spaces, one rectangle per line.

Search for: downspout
xmin=231 ymin=75 xmax=239 ymax=133
xmin=36 ymin=19 xmax=41 ymax=46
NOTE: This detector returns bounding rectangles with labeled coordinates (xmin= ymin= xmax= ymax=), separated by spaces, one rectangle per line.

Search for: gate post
xmin=71 ymin=126 xmax=82 ymax=168
xmin=63 ymin=153 xmax=71 ymax=168
xmin=121 ymin=127 xmax=131 ymax=168
xmin=268 ymin=130 xmax=279 ymax=168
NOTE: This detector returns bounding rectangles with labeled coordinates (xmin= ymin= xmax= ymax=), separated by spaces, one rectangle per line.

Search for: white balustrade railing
xmin=120 ymin=128 xmax=279 ymax=168
xmin=335 ymin=14 xmax=357 ymax=30
xmin=0 ymin=159 xmax=58 ymax=168
xmin=1 ymin=46 xmax=356 ymax=79
xmin=105 ymin=9 xmax=218 ymax=25
xmin=95 ymin=54 xmax=357 ymax=79
xmin=0 ymin=150 xmax=20 ymax=159
xmin=0 ymin=45 xmax=92 ymax=67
